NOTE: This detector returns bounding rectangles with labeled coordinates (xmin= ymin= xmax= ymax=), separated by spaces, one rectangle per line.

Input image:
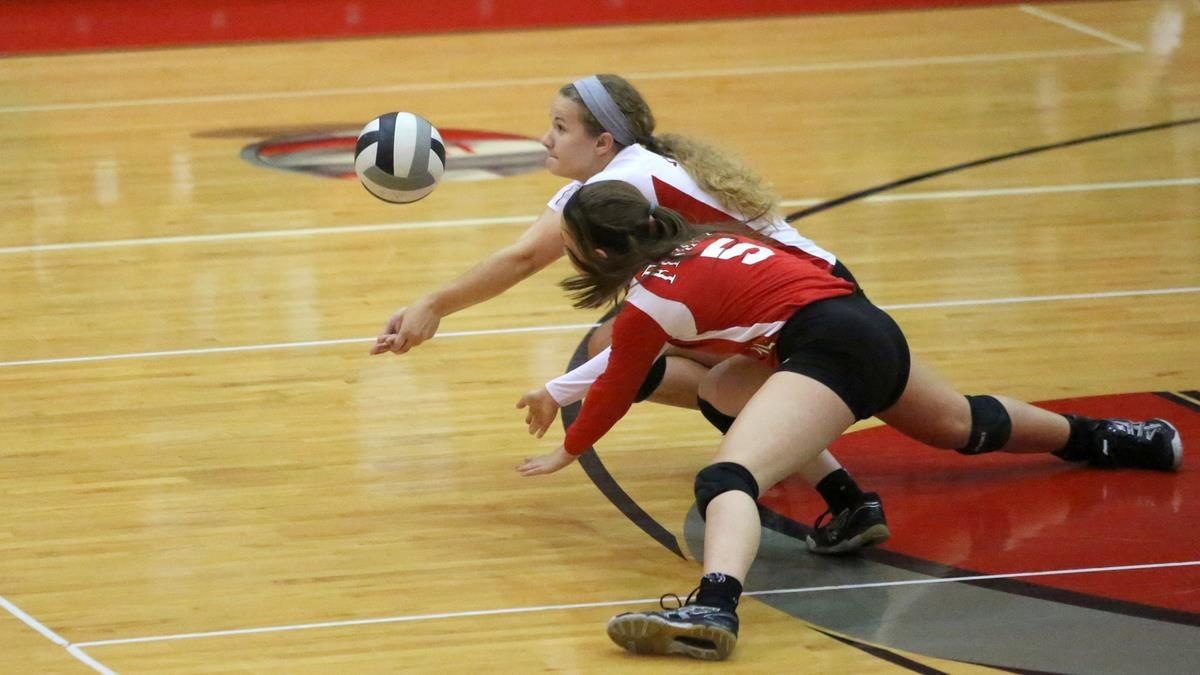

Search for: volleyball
xmin=354 ymin=112 xmax=446 ymax=204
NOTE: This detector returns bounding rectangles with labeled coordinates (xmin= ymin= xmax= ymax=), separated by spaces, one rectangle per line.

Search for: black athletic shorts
xmin=831 ymin=260 xmax=866 ymax=297
xmin=775 ymin=291 xmax=910 ymax=420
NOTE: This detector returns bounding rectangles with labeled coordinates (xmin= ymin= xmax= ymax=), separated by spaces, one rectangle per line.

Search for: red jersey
xmin=562 ymin=233 xmax=855 ymax=455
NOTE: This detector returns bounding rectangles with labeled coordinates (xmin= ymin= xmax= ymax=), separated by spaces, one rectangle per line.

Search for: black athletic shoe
xmin=1089 ymin=418 xmax=1182 ymax=471
xmin=607 ymin=598 xmax=739 ymax=661
xmin=806 ymin=491 xmax=890 ymax=555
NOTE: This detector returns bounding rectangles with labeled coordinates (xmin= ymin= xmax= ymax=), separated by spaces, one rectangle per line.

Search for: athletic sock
xmin=815 ymin=468 xmax=865 ymax=514
xmin=694 ymin=572 xmax=742 ymax=613
xmin=1053 ymin=414 xmax=1101 ymax=462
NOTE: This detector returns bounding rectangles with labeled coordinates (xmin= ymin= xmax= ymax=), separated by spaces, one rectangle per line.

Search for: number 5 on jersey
xmin=700 ymin=237 xmax=774 ymax=265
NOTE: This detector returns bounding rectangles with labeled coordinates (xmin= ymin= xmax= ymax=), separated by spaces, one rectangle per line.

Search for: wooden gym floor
xmin=1 ymin=1 xmax=1198 ymax=672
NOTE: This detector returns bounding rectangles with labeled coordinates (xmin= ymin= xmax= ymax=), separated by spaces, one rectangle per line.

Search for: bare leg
xmin=878 ymin=357 xmax=1070 ymax=453
xmin=703 ymin=372 xmax=857 ymax=579
xmin=650 ymin=356 xmax=710 ymax=409
xmin=699 ymin=355 xmax=846 ymax=483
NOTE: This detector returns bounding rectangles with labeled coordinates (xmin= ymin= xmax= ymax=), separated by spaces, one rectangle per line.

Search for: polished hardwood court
xmin=1 ymin=1 xmax=1198 ymax=672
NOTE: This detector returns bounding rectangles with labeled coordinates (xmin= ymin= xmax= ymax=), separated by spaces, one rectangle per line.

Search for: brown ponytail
xmin=560 ymin=181 xmax=700 ymax=309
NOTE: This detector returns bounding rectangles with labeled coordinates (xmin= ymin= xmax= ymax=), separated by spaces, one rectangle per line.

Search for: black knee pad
xmin=957 ymin=395 xmax=1012 ymax=455
xmin=697 ymin=397 xmax=736 ymax=434
xmin=694 ymin=462 xmax=759 ymax=520
xmin=634 ymin=355 xmax=668 ymax=402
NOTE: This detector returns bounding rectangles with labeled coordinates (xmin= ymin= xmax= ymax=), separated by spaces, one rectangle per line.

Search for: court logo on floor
xmin=238 ymin=127 xmax=547 ymax=181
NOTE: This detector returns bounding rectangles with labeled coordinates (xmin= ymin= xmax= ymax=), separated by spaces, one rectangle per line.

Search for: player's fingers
xmin=369 ymin=335 xmax=393 ymax=355
xmin=391 ymin=337 xmax=412 ymax=354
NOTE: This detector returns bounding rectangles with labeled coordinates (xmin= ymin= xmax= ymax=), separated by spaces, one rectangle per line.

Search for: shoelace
xmin=811 ymin=508 xmax=833 ymax=532
xmin=659 ymin=585 xmax=701 ymax=610
xmin=1101 ymin=420 xmax=1159 ymax=454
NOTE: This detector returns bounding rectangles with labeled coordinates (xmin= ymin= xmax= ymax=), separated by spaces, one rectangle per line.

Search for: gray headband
xmin=573 ymin=76 xmax=637 ymax=147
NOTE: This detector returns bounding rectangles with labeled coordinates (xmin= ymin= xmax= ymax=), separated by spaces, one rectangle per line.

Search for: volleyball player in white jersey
xmin=374 ymin=74 xmax=1182 ymax=555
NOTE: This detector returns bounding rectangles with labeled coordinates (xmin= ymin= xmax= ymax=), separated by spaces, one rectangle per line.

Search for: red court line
xmin=1 ymin=0 xmax=1024 ymax=56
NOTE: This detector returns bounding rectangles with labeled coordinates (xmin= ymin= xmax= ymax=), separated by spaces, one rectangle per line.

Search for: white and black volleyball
xmin=354 ymin=112 xmax=446 ymax=204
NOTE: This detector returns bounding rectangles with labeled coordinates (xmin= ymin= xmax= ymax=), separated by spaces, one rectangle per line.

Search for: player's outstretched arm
xmin=371 ymin=207 xmax=565 ymax=356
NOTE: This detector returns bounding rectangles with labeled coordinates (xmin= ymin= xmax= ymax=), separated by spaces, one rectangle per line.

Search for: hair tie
xmin=572 ymin=76 xmax=637 ymax=146
xmin=645 ymin=207 xmax=660 ymax=236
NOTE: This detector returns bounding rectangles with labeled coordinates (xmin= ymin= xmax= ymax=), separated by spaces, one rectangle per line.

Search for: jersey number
xmin=699 ymin=237 xmax=774 ymax=265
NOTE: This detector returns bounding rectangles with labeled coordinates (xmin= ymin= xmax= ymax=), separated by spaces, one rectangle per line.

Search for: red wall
xmin=1 ymin=0 xmax=1022 ymax=55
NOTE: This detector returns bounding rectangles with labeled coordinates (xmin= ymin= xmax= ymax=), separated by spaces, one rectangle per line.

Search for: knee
xmin=956 ymin=395 xmax=1012 ymax=454
xmin=694 ymin=462 xmax=759 ymax=520
xmin=905 ymin=399 xmax=973 ymax=450
xmin=697 ymin=397 xmax=736 ymax=434
xmin=932 ymin=408 xmax=973 ymax=450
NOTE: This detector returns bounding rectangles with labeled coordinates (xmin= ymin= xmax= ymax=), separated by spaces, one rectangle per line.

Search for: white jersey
xmin=547 ymin=144 xmax=836 ymax=266
xmin=544 ymin=144 xmax=839 ymax=406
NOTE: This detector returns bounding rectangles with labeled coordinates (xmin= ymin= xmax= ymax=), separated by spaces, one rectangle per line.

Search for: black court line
xmin=569 ymin=116 xmax=1200 ymax=559
xmin=785 ymin=117 xmax=1200 ymax=222
xmin=810 ymin=626 xmax=948 ymax=674
xmin=857 ymin=545 xmax=1200 ymax=628
xmin=562 ymin=308 xmax=685 ymax=559
xmin=1159 ymin=391 xmax=1200 ymax=413
xmin=971 ymin=664 xmax=1066 ymax=675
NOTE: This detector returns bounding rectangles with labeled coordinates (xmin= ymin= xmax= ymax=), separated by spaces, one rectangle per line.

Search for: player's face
xmin=561 ymin=227 xmax=585 ymax=271
xmin=542 ymin=96 xmax=607 ymax=181
xmin=560 ymin=226 xmax=605 ymax=272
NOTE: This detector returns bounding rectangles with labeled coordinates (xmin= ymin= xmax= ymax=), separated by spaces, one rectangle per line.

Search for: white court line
xmin=0 ymin=215 xmax=533 ymax=255
xmin=880 ymin=286 xmax=1200 ymax=311
xmin=1 ymin=287 xmax=1196 ymax=369
xmin=0 ymin=47 xmax=1126 ymax=115
xmin=0 ymin=595 xmax=68 ymax=646
xmin=0 ymin=595 xmax=114 ymax=674
xmin=72 ymin=559 xmax=1200 ymax=648
xmin=1019 ymin=4 xmax=1144 ymax=51
xmin=65 ymin=647 xmax=116 ymax=675
xmin=3 ymin=177 xmax=1196 ymax=256
xmin=0 ymin=323 xmax=603 ymax=368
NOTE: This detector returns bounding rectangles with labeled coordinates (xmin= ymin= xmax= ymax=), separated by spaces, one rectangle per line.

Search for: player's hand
xmin=516 ymin=387 xmax=560 ymax=438
xmin=517 ymin=446 xmax=576 ymax=476
xmin=370 ymin=300 xmax=441 ymax=355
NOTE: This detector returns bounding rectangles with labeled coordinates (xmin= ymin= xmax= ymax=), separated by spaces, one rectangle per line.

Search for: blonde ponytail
xmin=653 ymin=134 xmax=779 ymax=222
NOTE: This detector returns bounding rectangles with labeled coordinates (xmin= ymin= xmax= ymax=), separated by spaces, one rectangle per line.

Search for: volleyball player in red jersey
xmin=516 ymin=181 xmax=1182 ymax=662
